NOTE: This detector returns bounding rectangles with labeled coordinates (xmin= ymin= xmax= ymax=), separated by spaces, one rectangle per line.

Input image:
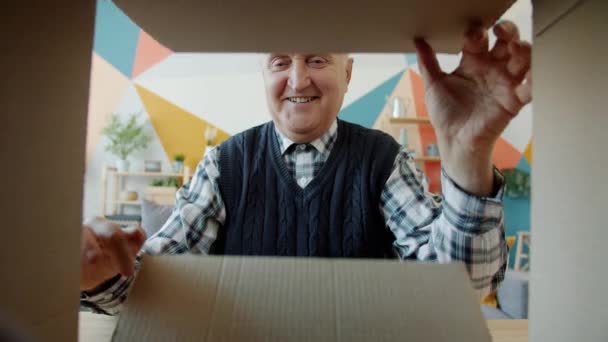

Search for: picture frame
xmin=144 ymin=159 xmax=162 ymax=173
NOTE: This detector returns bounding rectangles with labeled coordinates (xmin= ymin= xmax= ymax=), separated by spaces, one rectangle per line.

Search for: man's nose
xmin=287 ymin=60 xmax=311 ymax=91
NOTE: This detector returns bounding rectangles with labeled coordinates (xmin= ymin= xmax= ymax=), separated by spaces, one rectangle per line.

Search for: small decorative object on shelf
xmin=399 ymin=128 xmax=409 ymax=149
xmin=391 ymin=96 xmax=408 ymax=118
xmin=118 ymin=190 xmax=138 ymax=202
xmin=173 ymin=153 xmax=185 ymax=173
xmin=102 ymin=111 xmax=152 ymax=172
xmin=144 ymin=160 xmax=162 ymax=173
xmin=205 ymin=126 xmax=218 ymax=146
xmin=425 ymin=143 xmax=440 ymax=157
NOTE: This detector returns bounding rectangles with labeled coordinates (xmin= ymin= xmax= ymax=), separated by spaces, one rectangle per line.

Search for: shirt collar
xmin=274 ymin=120 xmax=338 ymax=156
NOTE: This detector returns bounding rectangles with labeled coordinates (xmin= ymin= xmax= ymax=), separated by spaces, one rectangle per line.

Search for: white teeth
xmin=288 ymin=96 xmax=316 ymax=103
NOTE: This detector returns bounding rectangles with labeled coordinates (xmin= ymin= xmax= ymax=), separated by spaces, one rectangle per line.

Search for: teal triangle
xmin=339 ymin=70 xmax=405 ymax=128
xmin=503 ymin=155 xmax=532 ymax=268
xmin=516 ymin=156 xmax=531 ymax=173
xmin=504 ymin=195 xmax=531 ymax=268
xmin=94 ymin=0 xmax=140 ymax=77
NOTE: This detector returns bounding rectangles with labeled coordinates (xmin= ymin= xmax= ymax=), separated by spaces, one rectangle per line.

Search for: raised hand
xmin=415 ymin=20 xmax=531 ymax=196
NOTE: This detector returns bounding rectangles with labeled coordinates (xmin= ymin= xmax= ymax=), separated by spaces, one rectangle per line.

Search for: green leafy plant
xmin=150 ymin=179 xmax=165 ymax=186
xmin=173 ymin=153 xmax=186 ymax=162
xmin=166 ymin=177 xmax=179 ymax=188
xmin=150 ymin=177 xmax=180 ymax=188
xmin=102 ymin=112 xmax=152 ymax=161
xmin=502 ymin=168 xmax=531 ymax=198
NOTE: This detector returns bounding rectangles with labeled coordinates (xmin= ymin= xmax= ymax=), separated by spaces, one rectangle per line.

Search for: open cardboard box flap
xmin=114 ymin=0 xmax=514 ymax=53
xmin=113 ymin=256 xmax=491 ymax=341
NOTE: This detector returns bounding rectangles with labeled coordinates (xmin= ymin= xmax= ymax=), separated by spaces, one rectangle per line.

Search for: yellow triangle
xmin=135 ymin=84 xmax=230 ymax=171
xmin=524 ymin=139 xmax=533 ymax=165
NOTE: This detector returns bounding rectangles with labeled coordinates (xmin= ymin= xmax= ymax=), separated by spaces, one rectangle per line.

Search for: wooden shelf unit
xmin=389 ymin=117 xmax=431 ymax=124
xmin=112 ymin=200 xmax=141 ymax=205
xmin=414 ymin=156 xmax=441 ymax=162
xmin=114 ymin=171 xmax=184 ymax=177
xmin=387 ymin=116 xmax=439 ymax=163
xmin=101 ymin=165 xmax=192 ymax=222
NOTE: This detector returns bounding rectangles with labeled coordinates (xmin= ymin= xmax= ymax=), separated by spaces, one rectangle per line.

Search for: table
xmin=78 ymin=312 xmax=528 ymax=341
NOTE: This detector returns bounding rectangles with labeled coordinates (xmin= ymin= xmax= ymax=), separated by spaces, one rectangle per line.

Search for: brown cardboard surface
xmin=0 ymin=2 xmax=94 ymax=341
xmin=530 ymin=1 xmax=608 ymax=340
xmin=114 ymin=0 xmax=514 ymax=53
xmin=114 ymin=256 xmax=491 ymax=342
xmin=533 ymin=0 xmax=583 ymax=36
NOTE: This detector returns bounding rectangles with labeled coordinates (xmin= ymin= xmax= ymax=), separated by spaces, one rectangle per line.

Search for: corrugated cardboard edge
xmin=533 ymin=0 xmax=584 ymax=36
xmin=114 ymin=0 xmax=515 ymax=53
xmin=114 ymin=255 xmax=491 ymax=342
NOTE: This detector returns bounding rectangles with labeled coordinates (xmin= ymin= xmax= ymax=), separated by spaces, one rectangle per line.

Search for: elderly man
xmin=81 ymin=21 xmax=531 ymax=315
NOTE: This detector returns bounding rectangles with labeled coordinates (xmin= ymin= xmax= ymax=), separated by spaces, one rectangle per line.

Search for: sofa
xmin=481 ymin=270 xmax=529 ymax=319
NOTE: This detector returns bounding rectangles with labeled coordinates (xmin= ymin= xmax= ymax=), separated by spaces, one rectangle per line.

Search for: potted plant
xmin=173 ymin=153 xmax=186 ymax=173
xmin=502 ymin=168 xmax=531 ymax=198
xmin=146 ymin=178 xmax=180 ymax=204
xmin=102 ymin=112 xmax=152 ymax=172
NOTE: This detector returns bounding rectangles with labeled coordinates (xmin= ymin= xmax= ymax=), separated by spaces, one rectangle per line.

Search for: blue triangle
xmin=503 ymin=155 xmax=532 ymax=268
xmin=405 ymin=53 xmax=417 ymax=66
xmin=503 ymin=195 xmax=531 ymax=268
xmin=94 ymin=0 xmax=140 ymax=77
xmin=516 ymin=156 xmax=531 ymax=173
xmin=338 ymin=70 xmax=405 ymax=128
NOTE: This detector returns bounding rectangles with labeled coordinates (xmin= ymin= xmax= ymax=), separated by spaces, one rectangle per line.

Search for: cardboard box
xmin=113 ymin=256 xmax=491 ymax=341
xmin=113 ymin=0 xmax=515 ymax=53
xmin=5 ymin=0 xmax=607 ymax=341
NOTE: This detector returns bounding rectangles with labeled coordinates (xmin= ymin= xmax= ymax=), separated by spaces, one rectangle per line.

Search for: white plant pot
xmin=173 ymin=161 xmax=184 ymax=173
xmin=116 ymin=159 xmax=130 ymax=172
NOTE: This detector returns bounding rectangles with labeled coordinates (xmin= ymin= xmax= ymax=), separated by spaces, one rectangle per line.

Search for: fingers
xmin=515 ymin=70 xmax=532 ymax=105
xmin=490 ymin=20 xmax=520 ymax=60
xmin=84 ymin=218 xmax=143 ymax=277
xmin=462 ymin=25 xmax=489 ymax=55
xmin=457 ymin=24 xmax=490 ymax=75
xmin=106 ymin=230 xmax=136 ymax=277
xmin=123 ymin=225 xmax=147 ymax=256
xmin=414 ymin=38 xmax=444 ymax=86
xmin=507 ymin=41 xmax=532 ymax=82
xmin=82 ymin=224 xmax=103 ymax=265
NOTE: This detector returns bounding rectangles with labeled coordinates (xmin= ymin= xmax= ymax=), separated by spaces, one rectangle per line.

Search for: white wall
xmin=84 ymin=1 xmax=533 ymax=223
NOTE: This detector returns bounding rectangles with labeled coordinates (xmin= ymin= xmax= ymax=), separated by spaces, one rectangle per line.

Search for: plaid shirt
xmin=82 ymin=120 xmax=508 ymax=315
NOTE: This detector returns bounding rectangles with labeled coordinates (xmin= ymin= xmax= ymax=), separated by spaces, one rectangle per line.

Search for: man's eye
xmin=309 ymin=58 xmax=327 ymax=66
xmin=272 ymin=59 xmax=290 ymax=69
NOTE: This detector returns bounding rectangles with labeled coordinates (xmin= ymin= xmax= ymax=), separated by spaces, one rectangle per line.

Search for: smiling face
xmin=261 ymin=53 xmax=353 ymax=143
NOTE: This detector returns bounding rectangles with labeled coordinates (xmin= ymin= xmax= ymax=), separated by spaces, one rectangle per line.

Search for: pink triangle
xmin=131 ymin=30 xmax=172 ymax=79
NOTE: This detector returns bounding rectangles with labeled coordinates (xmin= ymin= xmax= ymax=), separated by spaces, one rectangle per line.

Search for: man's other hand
xmin=80 ymin=217 xmax=146 ymax=291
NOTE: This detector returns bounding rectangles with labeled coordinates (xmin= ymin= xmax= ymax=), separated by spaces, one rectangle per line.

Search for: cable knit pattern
xmin=216 ymin=120 xmax=400 ymax=257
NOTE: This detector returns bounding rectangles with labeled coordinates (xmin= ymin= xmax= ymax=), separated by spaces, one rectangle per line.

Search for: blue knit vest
xmin=214 ymin=119 xmax=400 ymax=257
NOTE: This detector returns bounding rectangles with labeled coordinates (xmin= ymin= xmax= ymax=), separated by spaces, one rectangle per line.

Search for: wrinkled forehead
xmin=258 ymin=53 xmax=350 ymax=65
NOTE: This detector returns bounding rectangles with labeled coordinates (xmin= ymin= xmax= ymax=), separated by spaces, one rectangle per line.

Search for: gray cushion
xmin=497 ymin=270 xmax=529 ymax=319
xmin=141 ymin=198 xmax=174 ymax=237
xmin=480 ymin=304 xmax=512 ymax=319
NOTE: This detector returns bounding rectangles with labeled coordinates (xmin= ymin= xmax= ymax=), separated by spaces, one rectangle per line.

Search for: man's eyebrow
xmin=267 ymin=53 xmax=287 ymax=60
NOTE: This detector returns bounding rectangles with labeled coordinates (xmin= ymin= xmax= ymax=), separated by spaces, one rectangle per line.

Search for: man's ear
xmin=345 ymin=57 xmax=354 ymax=90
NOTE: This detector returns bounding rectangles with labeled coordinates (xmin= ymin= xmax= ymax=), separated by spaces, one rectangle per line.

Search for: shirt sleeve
xmin=380 ymin=150 xmax=508 ymax=299
xmin=80 ymin=146 xmax=226 ymax=315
